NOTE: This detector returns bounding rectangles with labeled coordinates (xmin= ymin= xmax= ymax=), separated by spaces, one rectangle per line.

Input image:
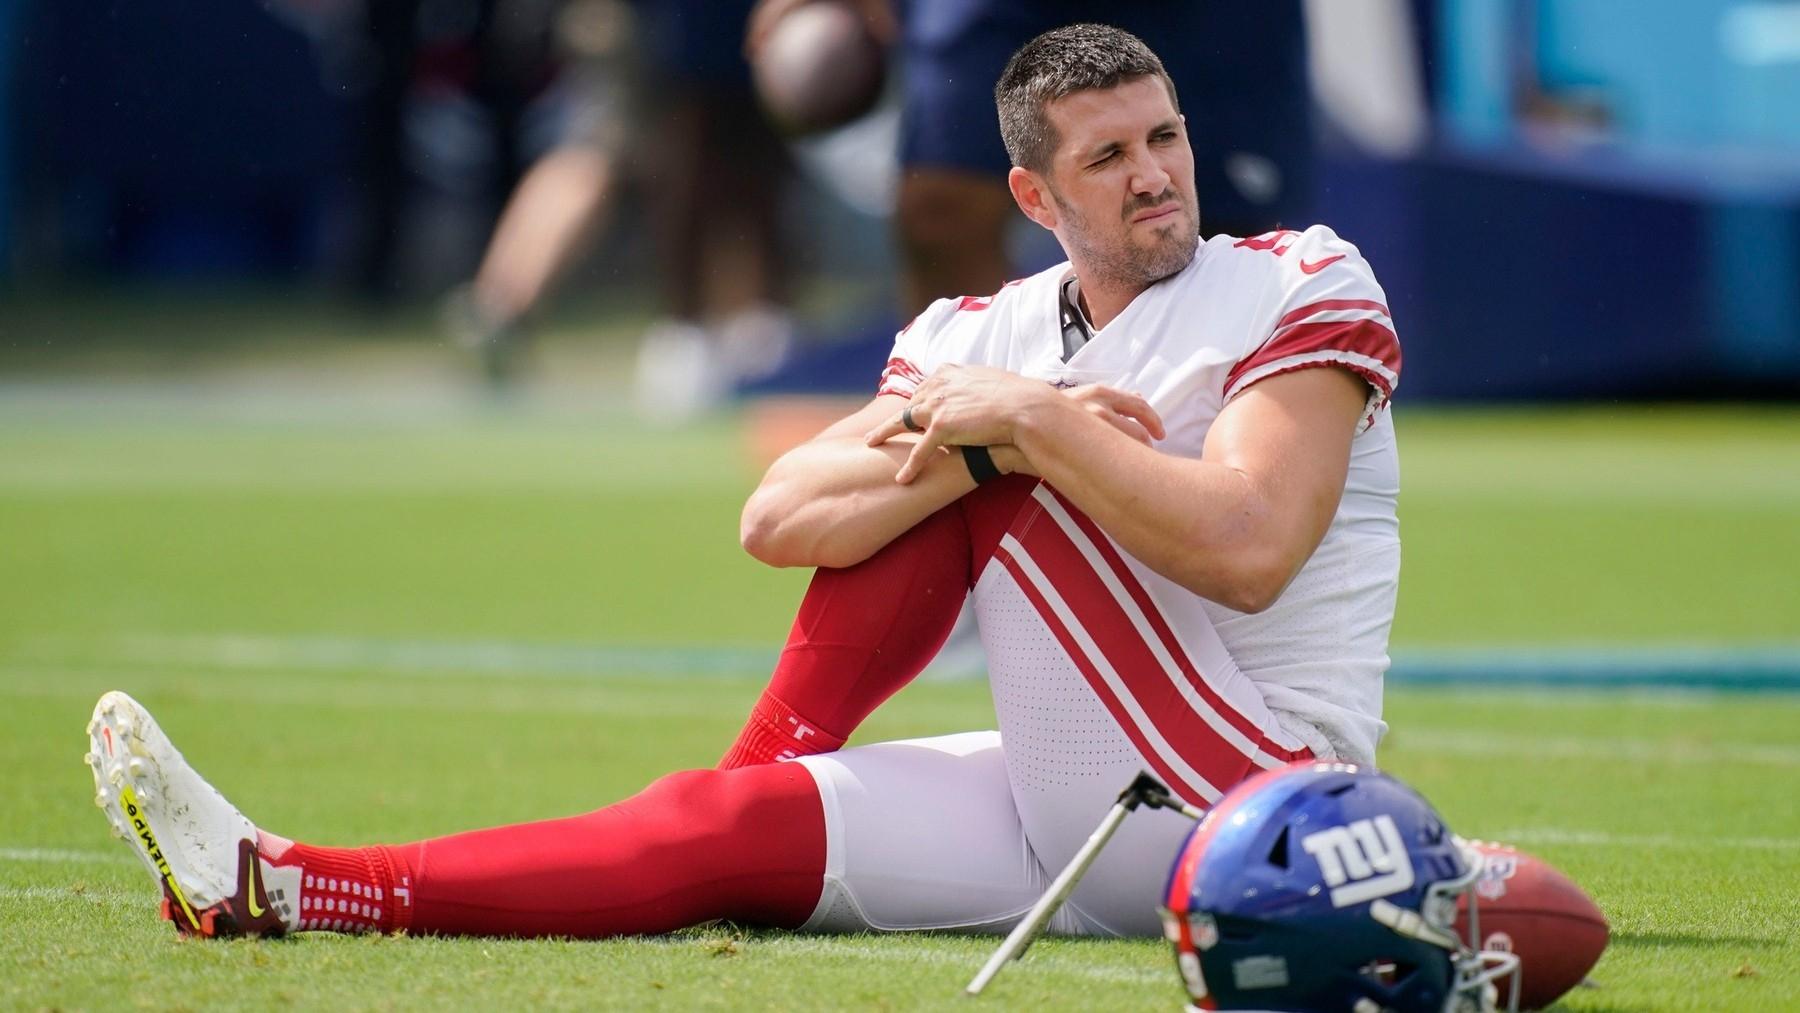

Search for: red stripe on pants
xmin=1000 ymin=520 xmax=1243 ymax=796
xmin=1041 ymin=489 xmax=1310 ymax=763
xmin=993 ymin=543 xmax=1215 ymax=805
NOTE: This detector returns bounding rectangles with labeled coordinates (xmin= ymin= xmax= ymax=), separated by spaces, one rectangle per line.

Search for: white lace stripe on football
xmin=86 ymin=691 xmax=258 ymax=911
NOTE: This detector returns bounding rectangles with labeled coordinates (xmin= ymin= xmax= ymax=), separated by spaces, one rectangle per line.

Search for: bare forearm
xmin=1012 ymin=401 xmax=1291 ymax=611
xmin=742 ymin=437 xmax=976 ymax=568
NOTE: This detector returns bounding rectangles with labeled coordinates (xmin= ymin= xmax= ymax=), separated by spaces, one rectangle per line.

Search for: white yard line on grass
xmin=1392 ymin=728 xmax=1800 ymax=767
xmin=1486 ymin=829 xmax=1800 ymax=851
xmin=78 ymin=633 xmax=777 ymax=680
xmin=0 ymin=848 xmax=131 ymax=866
xmin=766 ymin=936 xmax=1164 ymax=985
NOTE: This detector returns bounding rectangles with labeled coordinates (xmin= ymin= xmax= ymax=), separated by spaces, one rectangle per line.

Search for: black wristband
xmin=962 ymin=444 xmax=1003 ymax=485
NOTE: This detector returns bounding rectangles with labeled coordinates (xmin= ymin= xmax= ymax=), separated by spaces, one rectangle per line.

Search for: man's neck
xmin=1072 ymin=273 xmax=1150 ymax=331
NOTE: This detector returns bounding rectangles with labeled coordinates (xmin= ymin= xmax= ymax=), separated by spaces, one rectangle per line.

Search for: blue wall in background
xmin=1441 ymin=0 xmax=1800 ymax=153
xmin=10 ymin=0 xmax=345 ymax=278
xmin=1337 ymin=0 xmax=1800 ymax=398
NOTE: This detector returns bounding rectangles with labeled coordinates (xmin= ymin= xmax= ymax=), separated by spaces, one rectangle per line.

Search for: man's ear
xmin=1008 ymin=166 xmax=1058 ymax=230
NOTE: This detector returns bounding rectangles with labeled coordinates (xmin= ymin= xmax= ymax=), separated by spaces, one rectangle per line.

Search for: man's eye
xmin=1153 ymin=131 xmax=1177 ymax=143
xmin=1088 ymin=151 xmax=1120 ymax=169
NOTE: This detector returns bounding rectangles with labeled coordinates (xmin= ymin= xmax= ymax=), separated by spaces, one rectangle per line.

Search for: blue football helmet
xmin=1160 ymin=762 xmax=1518 ymax=1013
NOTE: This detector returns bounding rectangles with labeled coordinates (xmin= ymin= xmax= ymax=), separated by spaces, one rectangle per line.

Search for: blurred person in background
xmin=336 ymin=0 xmax=800 ymax=403
xmin=625 ymin=0 xmax=801 ymax=420
xmin=440 ymin=0 xmax=639 ymax=384
xmin=346 ymin=0 xmax=606 ymax=306
xmin=329 ymin=0 xmax=635 ymax=378
xmin=748 ymin=0 xmax=1315 ymax=319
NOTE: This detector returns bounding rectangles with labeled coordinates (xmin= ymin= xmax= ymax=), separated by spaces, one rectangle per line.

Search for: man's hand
xmin=1058 ymin=383 xmax=1167 ymax=445
xmin=864 ymin=365 xmax=1166 ymax=483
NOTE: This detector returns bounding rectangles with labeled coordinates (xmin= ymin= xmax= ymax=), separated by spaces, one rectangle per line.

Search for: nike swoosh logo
xmin=1300 ymin=254 xmax=1346 ymax=274
xmin=245 ymin=858 xmax=268 ymax=918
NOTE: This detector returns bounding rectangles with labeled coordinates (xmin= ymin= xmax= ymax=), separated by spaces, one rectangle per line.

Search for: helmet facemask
xmin=1371 ymin=837 xmax=1521 ymax=1013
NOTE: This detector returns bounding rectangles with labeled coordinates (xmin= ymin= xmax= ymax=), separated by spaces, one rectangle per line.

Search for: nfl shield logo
xmin=1476 ymin=850 xmax=1518 ymax=901
xmin=1189 ymin=911 xmax=1220 ymax=950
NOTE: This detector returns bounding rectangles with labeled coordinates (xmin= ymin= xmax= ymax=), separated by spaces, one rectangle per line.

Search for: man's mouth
xmin=1130 ymin=203 xmax=1181 ymax=225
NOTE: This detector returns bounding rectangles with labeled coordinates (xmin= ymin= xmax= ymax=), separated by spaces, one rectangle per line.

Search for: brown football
xmin=751 ymin=0 xmax=886 ymax=135
xmin=1456 ymin=841 xmax=1610 ymax=1010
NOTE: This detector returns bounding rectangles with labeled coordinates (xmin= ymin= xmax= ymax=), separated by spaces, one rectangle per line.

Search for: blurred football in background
xmin=1457 ymin=840 xmax=1610 ymax=1010
xmin=751 ymin=0 xmax=887 ymax=135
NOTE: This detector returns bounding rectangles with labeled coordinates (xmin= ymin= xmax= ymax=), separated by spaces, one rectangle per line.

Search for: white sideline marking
xmin=766 ymin=937 xmax=1164 ymax=985
xmin=1392 ymin=729 xmax=1800 ymax=767
xmin=0 ymin=847 xmax=131 ymax=865
xmin=97 ymin=633 xmax=777 ymax=680
xmin=0 ymin=885 xmax=137 ymax=904
xmin=1486 ymin=829 xmax=1800 ymax=852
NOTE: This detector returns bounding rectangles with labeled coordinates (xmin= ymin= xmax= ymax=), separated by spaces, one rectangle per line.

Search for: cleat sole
xmin=86 ymin=690 xmax=275 ymax=939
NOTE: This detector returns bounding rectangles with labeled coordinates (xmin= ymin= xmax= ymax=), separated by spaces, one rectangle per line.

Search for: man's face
xmin=1040 ymin=76 xmax=1200 ymax=289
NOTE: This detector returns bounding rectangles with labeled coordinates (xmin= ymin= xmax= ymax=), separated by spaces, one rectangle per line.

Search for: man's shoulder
xmin=936 ymin=262 xmax=1066 ymax=314
xmin=905 ymin=263 xmax=1067 ymax=341
xmin=1189 ymin=223 xmax=1389 ymax=333
xmin=1204 ymin=224 xmax=1368 ymax=280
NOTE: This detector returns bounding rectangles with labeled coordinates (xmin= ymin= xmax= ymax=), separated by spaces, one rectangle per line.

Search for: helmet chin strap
xmin=1370 ymin=898 xmax=1462 ymax=951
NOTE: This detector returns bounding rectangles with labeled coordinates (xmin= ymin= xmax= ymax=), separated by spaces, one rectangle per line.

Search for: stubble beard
xmin=1055 ymin=188 xmax=1201 ymax=292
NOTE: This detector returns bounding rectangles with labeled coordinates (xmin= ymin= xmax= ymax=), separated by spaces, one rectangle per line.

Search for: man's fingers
xmin=864 ymin=415 xmax=906 ymax=446
xmin=1085 ymin=387 xmax=1165 ymax=440
xmin=1109 ymin=391 xmax=1166 ymax=439
xmin=895 ymin=429 xmax=948 ymax=484
xmin=1067 ymin=385 xmax=1164 ymax=442
xmin=1087 ymin=403 xmax=1153 ymax=444
xmin=865 ymin=400 xmax=922 ymax=446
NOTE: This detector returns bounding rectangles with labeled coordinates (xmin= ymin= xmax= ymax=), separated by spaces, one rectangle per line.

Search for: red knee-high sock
xmin=720 ymin=475 xmax=1045 ymax=768
xmin=258 ymin=762 xmax=825 ymax=937
xmin=719 ymin=503 xmax=972 ymax=767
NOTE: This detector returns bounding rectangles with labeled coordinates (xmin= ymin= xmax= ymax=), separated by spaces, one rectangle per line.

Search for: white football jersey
xmin=876 ymin=224 xmax=1402 ymax=766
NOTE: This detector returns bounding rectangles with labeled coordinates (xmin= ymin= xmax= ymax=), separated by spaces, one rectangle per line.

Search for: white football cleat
xmin=86 ymin=690 xmax=299 ymax=937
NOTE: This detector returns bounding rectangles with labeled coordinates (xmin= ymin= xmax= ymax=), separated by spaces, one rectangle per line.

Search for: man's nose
xmin=1129 ymin=153 xmax=1172 ymax=195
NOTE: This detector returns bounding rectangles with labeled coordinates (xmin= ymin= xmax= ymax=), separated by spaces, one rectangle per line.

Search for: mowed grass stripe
xmin=5 ymin=407 xmax=1798 ymax=651
xmin=1392 ymin=727 xmax=1800 ymax=767
xmin=1398 ymin=405 xmax=1800 ymax=502
xmin=1488 ymin=830 xmax=1800 ymax=851
xmin=0 ymin=418 xmax=758 ymax=494
xmin=17 ymin=632 xmax=1800 ymax=692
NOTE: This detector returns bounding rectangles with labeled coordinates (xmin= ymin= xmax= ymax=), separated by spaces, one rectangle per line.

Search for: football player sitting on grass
xmin=88 ymin=21 xmax=1405 ymax=966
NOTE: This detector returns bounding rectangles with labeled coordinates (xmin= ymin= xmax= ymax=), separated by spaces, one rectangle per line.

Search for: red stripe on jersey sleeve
xmin=875 ymin=357 xmax=925 ymax=398
xmin=1275 ymin=298 xmax=1391 ymax=331
xmin=1224 ymin=320 xmax=1401 ymax=398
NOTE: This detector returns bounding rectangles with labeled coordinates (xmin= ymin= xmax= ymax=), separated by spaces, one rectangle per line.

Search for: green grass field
xmin=3 ymin=392 xmax=1797 ymax=1010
